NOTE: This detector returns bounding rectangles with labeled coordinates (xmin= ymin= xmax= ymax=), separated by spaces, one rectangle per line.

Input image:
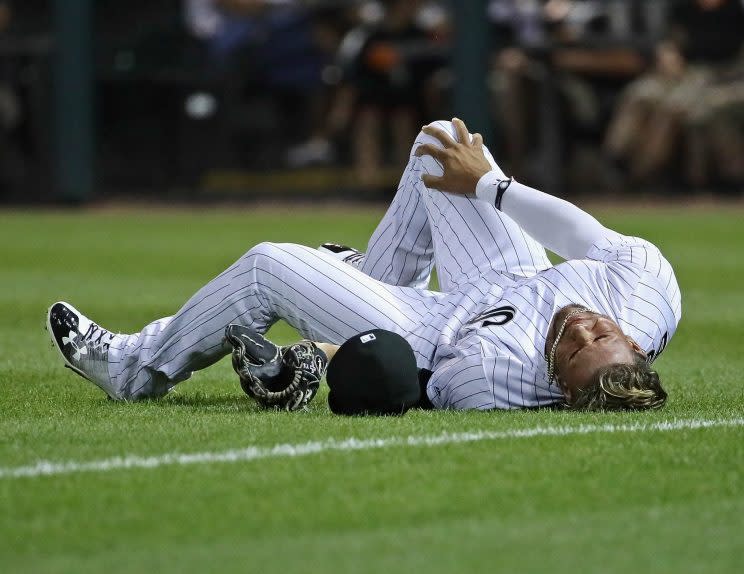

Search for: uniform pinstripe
xmin=108 ymin=121 xmax=681 ymax=408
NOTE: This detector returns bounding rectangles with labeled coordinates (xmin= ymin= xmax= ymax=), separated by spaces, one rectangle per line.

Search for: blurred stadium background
xmin=1 ymin=0 xmax=743 ymax=203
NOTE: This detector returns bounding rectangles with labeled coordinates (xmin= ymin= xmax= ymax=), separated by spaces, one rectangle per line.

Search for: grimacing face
xmin=545 ymin=305 xmax=645 ymax=401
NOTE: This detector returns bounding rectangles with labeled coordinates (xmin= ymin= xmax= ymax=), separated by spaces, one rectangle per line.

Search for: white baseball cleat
xmin=317 ymin=243 xmax=365 ymax=269
xmin=46 ymin=301 xmax=124 ymax=399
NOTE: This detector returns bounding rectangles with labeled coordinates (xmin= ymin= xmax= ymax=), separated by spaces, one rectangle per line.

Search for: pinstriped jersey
xmin=424 ymin=234 xmax=682 ymax=410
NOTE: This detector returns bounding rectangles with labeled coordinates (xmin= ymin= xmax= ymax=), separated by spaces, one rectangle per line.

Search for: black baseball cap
xmin=326 ymin=329 xmax=421 ymax=416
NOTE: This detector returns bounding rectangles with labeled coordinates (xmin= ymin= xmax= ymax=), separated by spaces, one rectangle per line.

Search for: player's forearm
xmin=475 ymin=172 xmax=620 ymax=260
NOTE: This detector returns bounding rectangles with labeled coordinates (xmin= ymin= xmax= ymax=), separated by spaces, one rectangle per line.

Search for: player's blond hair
xmin=570 ymin=355 xmax=667 ymax=411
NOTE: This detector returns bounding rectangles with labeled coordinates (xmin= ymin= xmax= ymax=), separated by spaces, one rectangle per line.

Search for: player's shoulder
xmin=588 ymin=234 xmax=682 ymax=323
xmin=587 ymin=234 xmax=673 ymax=276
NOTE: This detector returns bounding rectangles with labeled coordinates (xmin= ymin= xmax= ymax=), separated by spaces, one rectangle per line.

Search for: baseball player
xmin=47 ymin=118 xmax=680 ymax=411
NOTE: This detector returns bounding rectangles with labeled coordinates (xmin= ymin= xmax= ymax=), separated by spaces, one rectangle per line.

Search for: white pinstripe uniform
xmin=108 ymin=121 xmax=681 ymax=409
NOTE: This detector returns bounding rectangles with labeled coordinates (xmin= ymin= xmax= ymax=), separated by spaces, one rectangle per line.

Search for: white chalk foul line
xmin=2 ymin=417 xmax=743 ymax=479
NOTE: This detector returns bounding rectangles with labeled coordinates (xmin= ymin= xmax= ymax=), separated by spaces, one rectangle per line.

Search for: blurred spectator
xmin=184 ymin=0 xmax=343 ymax=161
xmin=185 ymin=0 xmax=326 ymax=84
xmin=488 ymin=0 xmax=647 ymax=181
xmin=345 ymin=0 xmax=448 ymax=185
xmin=604 ymin=0 xmax=744 ymax=186
xmin=488 ymin=0 xmax=545 ymax=179
xmin=0 ymin=0 xmax=24 ymax=195
xmin=0 ymin=2 xmax=15 ymax=123
xmin=0 ymin=2 xmax=8 ymax=33
xmin=288 ymin=0 xmax=449 ymax=186
xmin=693 ymin=78 xmax=744 ymax=186
xmin=681 ymin=0 xmax=744 ymax=186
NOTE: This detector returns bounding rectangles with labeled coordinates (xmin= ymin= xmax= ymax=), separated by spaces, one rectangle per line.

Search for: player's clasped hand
xmin=414 ymin=117 xmax=493 ymax=196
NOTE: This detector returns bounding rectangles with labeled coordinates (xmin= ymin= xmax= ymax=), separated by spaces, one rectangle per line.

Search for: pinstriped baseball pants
xmin=109 ymin=122 xmax=550 ymax=399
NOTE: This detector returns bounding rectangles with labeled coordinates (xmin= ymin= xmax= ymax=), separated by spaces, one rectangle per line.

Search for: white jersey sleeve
xmin=586 ymin=234 xmax=682 ymax=362
xmin=477 ymin=174 xmax=621 ymax=261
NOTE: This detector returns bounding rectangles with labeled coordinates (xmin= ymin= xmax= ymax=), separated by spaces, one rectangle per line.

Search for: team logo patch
xmin=646 ymin=332 xmax=668 ymax=363
xmin=469 ymin=305 xmax=516 ymax=328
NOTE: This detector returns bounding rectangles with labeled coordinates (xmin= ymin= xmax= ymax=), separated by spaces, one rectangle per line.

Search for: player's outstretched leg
xmin=47 ymin=242 xmax=440 ymax=401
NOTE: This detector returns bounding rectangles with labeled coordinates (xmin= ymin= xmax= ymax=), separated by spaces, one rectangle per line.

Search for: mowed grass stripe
xmin=3 ymin=416 xmax=742 ymax=479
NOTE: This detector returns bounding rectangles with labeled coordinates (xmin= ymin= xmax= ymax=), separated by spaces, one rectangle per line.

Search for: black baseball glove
xmin=224 ymin=324 xmax=328 ymax=411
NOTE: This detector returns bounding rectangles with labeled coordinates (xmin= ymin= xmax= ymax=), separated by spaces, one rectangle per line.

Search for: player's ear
xmin=627 ymin=338 xmax=645 ymax=356
xmin=556 ymin=376 xmax=572 ymax=402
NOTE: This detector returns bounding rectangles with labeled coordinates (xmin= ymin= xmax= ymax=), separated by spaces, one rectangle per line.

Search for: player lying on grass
xmin=47 ymin=119 xmax=681 ymax=412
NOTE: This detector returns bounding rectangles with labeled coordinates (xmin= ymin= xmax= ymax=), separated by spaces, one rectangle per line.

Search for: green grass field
xmin=1 ymin=204 xmax=742 ymax=573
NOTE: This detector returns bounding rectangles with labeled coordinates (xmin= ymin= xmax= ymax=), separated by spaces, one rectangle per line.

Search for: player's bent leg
xmin=322 ymin=174 xmax=435 ymax=289
xmin=353 ymin=121 xmax=475 ymax=290
xmin=108 ymin=242 xmax=439 ymax=400
xmin=358 ymin=158 xmax=435 ymax=288
xmin=412 ymin=120 xmax=551 ymax=290
xmin=352 ymin=121 xmax=500 ymax=289
xmin=322 ymin=121 xmax=550 ymax=291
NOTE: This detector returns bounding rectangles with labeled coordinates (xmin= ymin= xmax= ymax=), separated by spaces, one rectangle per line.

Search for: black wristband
xmin=494 ymin=177 xmax=513 ymax=211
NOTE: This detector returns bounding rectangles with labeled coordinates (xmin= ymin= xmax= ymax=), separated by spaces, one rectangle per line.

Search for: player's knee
xmin=416 ymin=119 xmax=502 ymax=177
xmin=425 ymin=120 xmax=459 ymax=140
xmin=411 ymin=120 xmax=474 ymax=158
xmin=244 ymin=242 xmax=307 ymax=268
xmin=243 ymin=241 xmax=282 ymax=264
xmin=411 ymin=120 xmax=451 ymax=156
